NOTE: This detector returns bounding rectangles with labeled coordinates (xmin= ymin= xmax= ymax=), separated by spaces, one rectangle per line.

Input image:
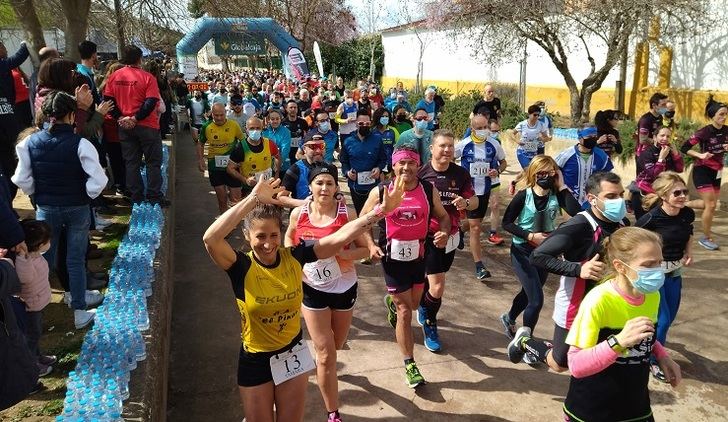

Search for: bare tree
xmin=59 ymin=0 xmax=92 ymax=62
xmin=8 ymin=0 xmax=46 ymax=65
xmin=436 ymin=0 xmax=707 ymax=125
xmin=396 ymin=4 xmax=430 ymax=95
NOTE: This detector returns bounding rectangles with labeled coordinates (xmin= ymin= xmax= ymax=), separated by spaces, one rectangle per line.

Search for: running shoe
xmin=499 ymin=312 xmax=516 ymax=339
xmin=698 ymin=237 xmax=719 ymax=251
xmin=327 ymin=411 xmax=343 ymax=422
xmin=38 ymin=362 xmax=53 ymax=377
xmin=508 ymin=180 xmax=516 ymax=196
xmin=476 ymin=266 xmax=492 ymax=281
xmin=422 ymin=322 xmax=441 ymax=352
xmin=38 ymin=355 xmax=57 ymax=366
xmin=522 ymin=351 xmax=539 ymax=365
xmin=487 ymin=232 xmax=504 ymax=246
xmin=650 ymin=363 xmax=668 ymax=383
xmin=416 ymin=305 xmax=426 ymax=326
xmin=405 ymin=362 xmax=426 ymax=388
xmin=384 ymin=294 xmax=397 ymax=329
xmin=507 ymin=326 xmax=531 ymax=363
xmin=64 ymin=290 xmax=104 ymax=309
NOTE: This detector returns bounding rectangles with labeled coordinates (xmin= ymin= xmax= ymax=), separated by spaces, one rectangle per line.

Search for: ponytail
xmin=641 ymin=193 xmax=661 ymax=211
xmin=41 ymin=90 xmax=77 ymax=129
xmin=705 ymin=94 xmax=727 ymax=119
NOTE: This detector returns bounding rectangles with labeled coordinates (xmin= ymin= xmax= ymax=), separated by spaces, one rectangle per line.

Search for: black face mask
xmin=358 ymin=126 xmax=371 ymax=137
xmin=195 ymin=95 xmax=202 ymax=100
xmin=664 ymin=110 xmax=675 ymax=118
xmin=396 ymin=114 xmax=408 ymax=122
xmin=582 ymin=137 xmax=598 ymax=149
xmin=536 ymin=176 xmax=554 ymax=189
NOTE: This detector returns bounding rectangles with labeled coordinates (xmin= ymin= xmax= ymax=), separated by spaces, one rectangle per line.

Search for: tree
xmin=8 ymin=0 xmax=46 ymax=65
xmin=60 ymin=0 xmax=91 ymax=62
xmin=436 ymin=0 xmax=707 ymax=125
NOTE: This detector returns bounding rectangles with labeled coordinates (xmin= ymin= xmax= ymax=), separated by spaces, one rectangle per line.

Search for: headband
xmin=707 ymin=101 xmax=727 ymax=118
xmin=577 ymin=126 xmax=598 ymax=138
xmin=392 ymin=149 xmax=421 ymax=167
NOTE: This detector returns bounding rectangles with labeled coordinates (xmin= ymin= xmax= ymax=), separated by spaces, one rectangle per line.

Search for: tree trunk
xmin=568 ymin=86 xmax=583 ymax=127
xmin=9 ymin=0 xmax=46 ymax=68
xmin=60 ymin=0 xmax=92 ymax=63
xmin=114 ymin=0 xmax=126 ymax=59
xmin=581 ymin=86 xmax=596 ymax=123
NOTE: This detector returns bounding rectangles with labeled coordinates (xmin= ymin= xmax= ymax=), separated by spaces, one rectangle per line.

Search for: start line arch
xmin=175 ymin=17 xmax=303 ymax=79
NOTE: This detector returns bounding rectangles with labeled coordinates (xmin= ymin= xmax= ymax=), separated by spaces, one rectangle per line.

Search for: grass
xmin=0 ymin=198 xmax=131 ymax=421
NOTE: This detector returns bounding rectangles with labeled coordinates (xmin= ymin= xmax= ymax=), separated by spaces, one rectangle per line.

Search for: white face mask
xmin=474 ymin=129 xmax=489 ymax=140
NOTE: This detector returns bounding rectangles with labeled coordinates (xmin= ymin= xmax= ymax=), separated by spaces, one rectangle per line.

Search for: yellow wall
xmin=381 ymin=76 xmax=728 ymax=124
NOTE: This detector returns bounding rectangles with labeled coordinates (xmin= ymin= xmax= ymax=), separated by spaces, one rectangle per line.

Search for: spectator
xmin=99 ymin=62 xmax=126 ymax=196
xmin=12 ymin=91 xmax=108 ymax=329
xmin=594 ymin=109 xmax=623 ymax=157
xmin=77 ymin=40 xmax=101 ymax=105
xmin=103 ymin=45 xmax=165 ymax=205
xmin=0 ymin=39 xmax=30 ymax=197
xmin=29 ymin=47 xmax=59 ymax=119
xmin=12 ymin=68 xmax=32 ymax=129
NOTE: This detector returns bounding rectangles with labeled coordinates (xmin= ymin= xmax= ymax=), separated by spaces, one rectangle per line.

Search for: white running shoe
xmin=63 ymin=290 xmax=104 ymax=309
xmin=94 ymin=211 xmax=114 ymax=230
xmin=74 ymin=309 xmax=96 ymax=329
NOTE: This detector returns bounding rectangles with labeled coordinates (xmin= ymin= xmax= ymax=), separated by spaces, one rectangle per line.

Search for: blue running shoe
xmin=416 ymin=305 xmax=426 ymax=327
xmin=422 ymin=322 xmax=441 ymax=352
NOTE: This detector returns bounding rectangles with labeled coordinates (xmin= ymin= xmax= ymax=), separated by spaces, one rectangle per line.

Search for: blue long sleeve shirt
xmin=0 ymin=42 xmax=30 ymax=104
xmin=339 ymin=132 xmax=387 ymax=192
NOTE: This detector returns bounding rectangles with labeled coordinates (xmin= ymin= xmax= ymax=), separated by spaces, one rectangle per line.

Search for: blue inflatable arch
xmin=176 ymin=17 xmax=300 ymax=72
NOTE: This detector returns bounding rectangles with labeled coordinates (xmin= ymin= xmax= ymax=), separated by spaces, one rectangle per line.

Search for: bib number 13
xmin=269 ymin=341 xmax=316 ymax=385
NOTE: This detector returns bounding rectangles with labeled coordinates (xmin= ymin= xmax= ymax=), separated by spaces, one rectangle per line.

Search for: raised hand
xmin=382 ymin=175 xmax=405 ymax=213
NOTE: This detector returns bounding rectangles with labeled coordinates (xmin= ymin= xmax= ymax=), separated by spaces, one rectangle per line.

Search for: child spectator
xmin=15 ymin=219 xmax=56 ymax=377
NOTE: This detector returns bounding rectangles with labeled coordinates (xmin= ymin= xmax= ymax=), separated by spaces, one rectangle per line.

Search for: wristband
xmin=465 ymin=198 xmax=470 ymax=209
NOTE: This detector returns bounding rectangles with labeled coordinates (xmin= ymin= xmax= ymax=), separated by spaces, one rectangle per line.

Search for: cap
xmin=307 ymin=162 xmax=338 ymax=185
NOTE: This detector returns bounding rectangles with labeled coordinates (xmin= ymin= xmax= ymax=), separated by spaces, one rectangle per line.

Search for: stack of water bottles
xmin=553 ymin=127 xmax=579 ymax=141
xmin=141 ymin=144 xmax=170 ymax=196
xmin=58 ymin=207 xmax=165 ymax=420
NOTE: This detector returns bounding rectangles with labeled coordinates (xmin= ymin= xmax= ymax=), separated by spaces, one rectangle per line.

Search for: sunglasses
xmin=536 ymin=171 xmax=556 ymax=178
xmin=414 ymin=116 xmax=428 ymax=121
xmin=671 ymin=189 xmax=689 ymax=197
xmin=232 ymin=102 xmax=243 ymax=106
xmin=305 ymin=143 xmax=325 ymax=151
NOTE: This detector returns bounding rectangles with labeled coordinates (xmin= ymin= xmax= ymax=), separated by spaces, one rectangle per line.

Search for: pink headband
xmin=392 ymin=149 xmax=420 ymax=166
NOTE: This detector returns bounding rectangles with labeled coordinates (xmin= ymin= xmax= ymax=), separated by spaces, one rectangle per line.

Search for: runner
xmin=594 ymin=109 xmax=623 ymax=157
xmin=262 ymin=109 xmax=293 ymax=174
xmin=417 ymin=129 xmax=478 ymax=352
xmin=371 ymin=107 xmax=400 ymax=178
xmin=562 ymin=227 xmax=681 ymax=422
xmin=415 ymin=88 xmax=437 ymax=130
xmin=186 ymin=89 xmax=209 ymax=143
xmin=636 ymin=171 xmax=694 ymax=382
xmin=680 ymin=96 xmax=728 ymax=250
xmin=392 ymin=105 xmax=413 ymax=135
xmin=395 ymin=108 xmax=434 ymax=165
xmin=339 ymin=110 xmax=387 ymax=215
xmin=508 ymin=172 xmax=626 ymax=372
xmin=202 ymin=176 xmax=406 ymax=422
xmin=226 ymin=94 xmax=248 ymax=129
xmin=282 ymin=100 xmax=309 ymax=167
xmin=197 ymin=103 xmax=244 ymax=215
xmin=279 ymin=135 xmax=327 ymax=208
xmin=509 ymin=104 xmax=551 ymax=195
xmin=555 ymin=125 xmax=614 ymax=209
xmin=471 ymin=84 xmax=501 ymax=121
xmin=499 ymin=156 xmax=580 ymax=364
xmin=335 ymin=91 xmax=358 ymax=153
xmin=284 ymin=163 xmax=370 ymax=422
xmin=631 ymin=127 xmax=684 ymax=220
xmin=226 ymin=116 xmax=281 ymax=194
xmin=636 ymin=92 xmax=669 ymax=155
xmin=361 ymin=146 xmax=450 ymax=387
xmin=455 ymin=114 xmax=506 ymax=281
xmin=305 ymin=109 xmax=338 ymax=163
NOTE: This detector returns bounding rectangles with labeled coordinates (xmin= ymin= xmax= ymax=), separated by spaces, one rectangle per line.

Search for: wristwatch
xmin=607 ymin=335 xmax=624 ymax=353
xmin=465 ymin=198 xmax=470 ymax=209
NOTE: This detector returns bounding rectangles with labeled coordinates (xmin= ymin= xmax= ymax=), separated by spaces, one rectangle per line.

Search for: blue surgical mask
xmin=657 ymin=107 xmax=667 ymax=115
xmin=379 ymin=116 xmax=389 ymax=126
xmin=248 ymin=130 xmax=262 ymax=141
xmin=624 ymin=263 xmax=665 ymax=294
xmin=319 ymin=121 xmax=330 ymax=133
xmin=595 ymin=197 xmax=626 ymax=222
xmin=415 ymin=120 xmax=428 ymax=131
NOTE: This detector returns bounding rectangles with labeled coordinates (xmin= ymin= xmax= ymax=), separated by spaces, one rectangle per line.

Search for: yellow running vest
xmin=237 ymin=248 xmax=303 ymax=352
xmin=240 ymin=138 xmax=273 ymax=178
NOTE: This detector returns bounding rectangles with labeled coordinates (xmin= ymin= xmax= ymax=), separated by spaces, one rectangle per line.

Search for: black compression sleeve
xmin=530 ymin=223 xmax=584 ymax=277
xmin=557 ymin=189 xmax=582 ymax=217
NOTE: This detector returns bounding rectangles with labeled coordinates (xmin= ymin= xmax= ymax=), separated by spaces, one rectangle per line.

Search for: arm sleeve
xmin=290 ymin=240 xmax=318 ymax=265
xmin=501 ymin=190 xmax=531 ymax=239
xmin=282 ymin=166 xmax=301 ymax=193
xmin=680 ymin=134 xmax=700 ymax=154
xmin=134 ymin=97 xmax=159 ymax=121
xmin=10 ymin=136 xmax=35 ymax=196
xmin=377 ymin=141 xmax=387 ymax=170
xmin=568 ymin=342 xmax=619 ymax=378
xmin=557 ymin=188 xmax=582 ymax=216
xmin=530 ymin=223 xmax=582 ymax=276
xmin=671 ymin=152 xmax=685 ymax=173
xmin=652 ymin=341 xmax=669 ymax=360
xmin=78 ymin=139 xmax=109 ymax=199
xmin=225 ymin=252 xmax=250 ymax=300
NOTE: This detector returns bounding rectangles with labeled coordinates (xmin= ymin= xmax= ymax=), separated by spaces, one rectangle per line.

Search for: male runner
xmin=226 ymin=116 xmax=281 ymax=193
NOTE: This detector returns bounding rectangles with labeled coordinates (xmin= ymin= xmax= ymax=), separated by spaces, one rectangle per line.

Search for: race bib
xmin=269 ymin=341 xmax=316 ymax=386
xmin=522 ymin=141 xmax=539 ymax=153
xmin=390 ymin=239 xmax=419 ymax=262
xmin=427 ymin=112 xmax=435 ymax=122
xmin=347 ymin=111 xmax=357 ymax=121
xmin=357 ymin=171 xmax=376 ymax=185
xmin=661 ymin=260 xmax=683 ymax=274
xmin=445 ymin=232 xmax=460 ymax=254
xmin=303 ymin=257 xmax=342 ymax=284
xmin=214 ymin=155 xmax=230 ymax=168
xmin=469 ymin=161 xmax=490 ymax=178
xmin=328 ymin=112 xmax=337 ymax=120
xmin=290 ymin=137 xmax=301 ymax=148
xmin=254 ymin=168 xmax=273 ymax=181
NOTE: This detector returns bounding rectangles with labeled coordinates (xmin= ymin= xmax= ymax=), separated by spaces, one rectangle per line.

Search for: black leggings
xmin=507 ymin=242 xmax=549 ymax=332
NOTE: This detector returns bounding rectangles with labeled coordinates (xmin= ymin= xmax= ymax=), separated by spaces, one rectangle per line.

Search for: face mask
xmin=319 ymin=121 xmax=330 ymax=132
xmin=248 ymin=130 xmax=262 ymax=141
xmin=624 ymin=263 xmax=665 ymax=294
xmin=345 ymin=99 xmax=353 ymax=106
xmin=195 ymin=95 xmax=202 ymax=100
xmin=595 ymin=197 xmax=626 ymax=222
xmin=358 ymin=126 xmax=371 ymax=137
xmin=474 ymin=129 xmax=489 ymax=140
xmin=536 ymin=175 xmax=554 ymax=189
xmin=390 ymin=93 xmax=396 ymax=99
xmin=657 ymin=107 xmax=667 ymax=115
xmin=582 ymin=137 xmax=598 ymax=149
xmin=415 ymin=120 xmax=428 ymax=131
xmin=664 ymin=110 xmax=675 ymax=118
xmin=380 ymin=116 xmax=389 ymax=126
xmin=396 ymin=114 xmax=408 ymax=122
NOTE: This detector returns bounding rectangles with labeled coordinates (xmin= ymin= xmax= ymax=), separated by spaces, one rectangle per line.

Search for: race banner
xmin=287 ymin=46 xmax=310 ymax=81
xmin=214 ymin=34 xmax=265 ymax=56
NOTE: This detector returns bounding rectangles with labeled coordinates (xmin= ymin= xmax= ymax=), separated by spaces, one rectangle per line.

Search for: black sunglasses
xmin=671 ymin=189 xmax=689 ymax=197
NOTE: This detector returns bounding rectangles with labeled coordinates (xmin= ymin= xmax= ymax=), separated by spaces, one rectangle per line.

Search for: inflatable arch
xmin=176 ymin=17 xmax=301 ymax=77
